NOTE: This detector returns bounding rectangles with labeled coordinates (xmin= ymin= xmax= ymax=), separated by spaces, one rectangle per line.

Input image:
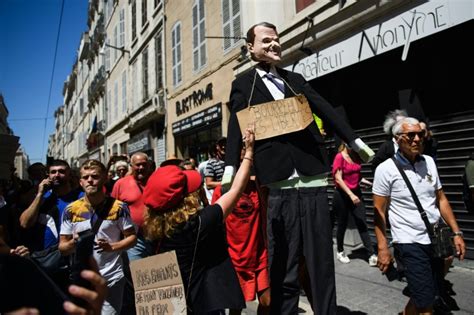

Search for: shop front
xmin=289 ymin=0 xmax=473 ymax=127
xmin=172 ymin=103 xmax=223 ymax=164
xmin=127 ymin=128 xmax=154 ymax=161
xmin=167 ymin=69 xmax=235 ymax=165
xmin=287 ymin=0 xmax=474 ymax=257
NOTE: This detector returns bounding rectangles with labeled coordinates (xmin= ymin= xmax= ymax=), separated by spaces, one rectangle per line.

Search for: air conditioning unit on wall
xmin=152 ymin=93 xmax=166 ymax=114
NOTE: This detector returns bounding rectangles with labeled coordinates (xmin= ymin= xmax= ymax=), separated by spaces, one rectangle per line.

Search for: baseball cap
xmin=143 ymin=165 xmax=202 ymax=212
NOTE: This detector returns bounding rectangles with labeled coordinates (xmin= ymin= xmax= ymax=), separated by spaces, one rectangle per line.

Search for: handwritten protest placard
xmin=236 ymin=94 xmax=314 ymax=140
xmin=130 ymin=251 xmax=186 ymax=315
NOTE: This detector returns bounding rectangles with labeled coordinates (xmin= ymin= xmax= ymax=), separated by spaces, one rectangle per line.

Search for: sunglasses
xmin=398 ymin=131 xmax=425 ymax=141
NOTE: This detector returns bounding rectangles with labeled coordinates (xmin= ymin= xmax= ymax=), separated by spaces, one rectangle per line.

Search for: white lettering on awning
xmin=287 ymin=0 xmax=473 ymax=80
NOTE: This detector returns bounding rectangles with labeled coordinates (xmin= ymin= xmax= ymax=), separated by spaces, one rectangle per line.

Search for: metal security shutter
xmin=351 ymin=111 xmax=474 ymax=259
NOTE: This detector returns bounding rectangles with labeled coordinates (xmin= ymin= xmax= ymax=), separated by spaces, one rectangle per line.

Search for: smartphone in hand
xmin=384 ymin=261 xmax=399 ymax=282
xmin=70 ymin=229 xmax=95 ymax=306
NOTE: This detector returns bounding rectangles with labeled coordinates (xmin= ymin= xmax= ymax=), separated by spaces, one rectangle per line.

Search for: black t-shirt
xmin=159 ymin=204 xmax=245 ymax=313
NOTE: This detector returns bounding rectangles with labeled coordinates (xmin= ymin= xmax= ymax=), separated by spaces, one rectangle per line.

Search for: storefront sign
xmin=128 ymin=130 xmax=151 ymax=153
xmin=176 ymin=83 xmax=213 ymax=116
xmin=172 ymin=103 xmax=222 ymax=134
xmin=289 ymin=0 xmax=472 ymax=80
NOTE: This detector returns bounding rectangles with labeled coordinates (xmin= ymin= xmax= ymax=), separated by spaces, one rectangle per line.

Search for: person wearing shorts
xmin=373 ymin=117 xmax=465 ymax=315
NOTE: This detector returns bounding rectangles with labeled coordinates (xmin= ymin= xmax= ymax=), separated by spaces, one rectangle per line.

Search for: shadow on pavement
xmin=347 ymin=248 xmax=370 ymax=262
xmin=337 ymin=306 xmax=367 ymax=315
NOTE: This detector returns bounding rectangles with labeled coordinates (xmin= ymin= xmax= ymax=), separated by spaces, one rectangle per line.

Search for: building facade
xmin=165 ymin=0 xmax=244 ymax=163
xmin=50 ymin=0 xmax=167 ymax=167
xmin=124 ymin=0 xmax=166 ymax=164
xmin=48 ymin=0 xmax=474 ymax=257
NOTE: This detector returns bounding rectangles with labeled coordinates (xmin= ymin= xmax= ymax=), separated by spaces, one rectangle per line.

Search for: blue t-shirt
xmin=40 ymin=188 xmax=84 ymax=249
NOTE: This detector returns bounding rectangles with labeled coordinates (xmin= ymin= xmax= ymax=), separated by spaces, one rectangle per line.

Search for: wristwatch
xmin=452 ymin=231 xmax=464 ymax=238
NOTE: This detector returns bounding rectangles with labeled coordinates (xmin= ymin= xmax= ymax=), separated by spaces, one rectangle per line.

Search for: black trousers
xmin=333 ymin=188 xmax=374 ymax=255
xmin=267 ymin=187 xmax=336 ymax=315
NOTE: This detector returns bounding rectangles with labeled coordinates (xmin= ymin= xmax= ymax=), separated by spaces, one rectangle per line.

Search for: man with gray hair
xmin=373 ymin=117 xmax=465 ymax=315
xmin=371 ymin=109 xmax=408 ymax=172
xmin=111 ymin=152 xmax=153 ymax=260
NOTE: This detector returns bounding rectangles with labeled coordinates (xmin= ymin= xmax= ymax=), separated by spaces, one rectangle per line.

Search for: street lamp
xmin=99 ymin=43 xmax=130 ymax=55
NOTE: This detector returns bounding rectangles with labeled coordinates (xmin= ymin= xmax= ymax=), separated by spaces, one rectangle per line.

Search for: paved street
xmin=244 ymin=245 xmax=474 ymax=314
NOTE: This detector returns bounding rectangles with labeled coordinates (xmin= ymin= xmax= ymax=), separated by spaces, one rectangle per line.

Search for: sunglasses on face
xmin=398 ymin=131 xmax=425 ymax=141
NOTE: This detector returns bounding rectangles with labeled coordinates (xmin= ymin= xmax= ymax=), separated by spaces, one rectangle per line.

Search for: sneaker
xmin=337 ymin=251 xmax=350 ymax=264
xmin=368 ymin=254 xmax=378 ymax=267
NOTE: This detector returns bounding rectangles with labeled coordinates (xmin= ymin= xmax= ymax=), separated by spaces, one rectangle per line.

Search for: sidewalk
xmin=245 ymin=246 xmax=474 ymax=314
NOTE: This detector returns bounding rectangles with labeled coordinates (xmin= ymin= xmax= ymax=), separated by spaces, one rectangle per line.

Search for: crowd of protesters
xmin=0 ymin=21 xmax=469 ymax=315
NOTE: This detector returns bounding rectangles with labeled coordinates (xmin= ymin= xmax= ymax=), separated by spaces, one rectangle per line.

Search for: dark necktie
xmin=264 ymin=73 xmax=285 ymax=94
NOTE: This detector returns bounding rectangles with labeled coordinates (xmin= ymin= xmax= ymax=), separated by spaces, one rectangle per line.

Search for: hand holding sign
xmin=237 ymin=95 xmax=313 ymax=140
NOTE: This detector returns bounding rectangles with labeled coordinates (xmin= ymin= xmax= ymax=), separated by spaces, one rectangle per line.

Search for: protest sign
xmin=236 ymin=94 xmax=314 ymax=140
xmin=130 ymin=251 xmax=186 ymax=315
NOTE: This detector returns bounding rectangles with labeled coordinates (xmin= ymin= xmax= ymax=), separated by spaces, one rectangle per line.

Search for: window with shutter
xmin=192 ymin=0 xmax=206 ymax=71
xmin=119 ymin=9 xmax=125 ymax=47
xmin=142 ymin=47 xmax=149 ymax=102
xmin=131 ymin=1 xmax=137 ymax=40
xmin=171 ymin=22 xmax=182 ymax=87
xmin=221 ymin=0 xmax=241 ymax=52
xmin=155 ymin=33 xmax=163 ymax=91
xmin=122 ymin=71 xmax=127 ymax=113
xmin=142 ymin=0 xmax=148 ymax=27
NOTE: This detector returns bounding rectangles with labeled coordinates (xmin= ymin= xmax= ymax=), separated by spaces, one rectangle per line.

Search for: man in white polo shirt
xmin=372 ymin=117 xmax=465 ymax=315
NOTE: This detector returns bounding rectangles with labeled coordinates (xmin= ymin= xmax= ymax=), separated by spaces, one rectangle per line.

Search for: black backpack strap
xmin=91 ymin=197 xmax=115 ymax=234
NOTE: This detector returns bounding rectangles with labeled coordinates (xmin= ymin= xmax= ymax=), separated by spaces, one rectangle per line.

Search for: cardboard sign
xmin=130 ymin=251 xmax=186 ymax=315
xmin=236 ymin=94 xmax=314 ymax=140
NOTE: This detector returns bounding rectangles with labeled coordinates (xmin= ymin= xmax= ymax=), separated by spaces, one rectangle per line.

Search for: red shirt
xmin=332 ymin=152 xmax=362 ymax=190
xmin=111 ymin=175 xmax=146 ymax=228
xmin=212 ymin=181 xmax=268 ymax=271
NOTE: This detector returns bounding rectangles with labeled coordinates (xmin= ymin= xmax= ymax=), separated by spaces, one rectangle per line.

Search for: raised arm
xmin=216 ymin=128 xmax=255 ymax=219
xmin=19 ymin=178 xmax=50 ymax=228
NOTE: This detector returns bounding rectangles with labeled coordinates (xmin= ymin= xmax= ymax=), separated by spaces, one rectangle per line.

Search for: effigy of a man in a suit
xmin=223 ymin=22 xmax=375 ymax=315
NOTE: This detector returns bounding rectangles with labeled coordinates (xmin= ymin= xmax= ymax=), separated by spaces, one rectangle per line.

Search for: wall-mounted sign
xmin=176 ymin=83 xmax=213 ymax=116
xmin=128 ymin=130 xmax=151 ymax=153
xmin=172 ymin=103 xmax=222 ymax=135
xmin=288 ymin=0 xmax=472 ymax=80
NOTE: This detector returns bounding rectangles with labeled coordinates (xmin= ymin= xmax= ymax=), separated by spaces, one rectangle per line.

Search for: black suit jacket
xmin=225 ymin=67 xmax=358 ymax=185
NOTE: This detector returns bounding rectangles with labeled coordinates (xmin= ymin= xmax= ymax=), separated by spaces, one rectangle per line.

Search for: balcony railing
xmin=79 ymin=33 xmax=90 ymax=61
xmin=88 ymin=14 xmax=105 ymax=62
xmin=88 ymin=66 xmax=106 ymax=103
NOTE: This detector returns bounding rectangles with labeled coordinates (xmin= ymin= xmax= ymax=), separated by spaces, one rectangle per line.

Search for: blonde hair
xmin=337 ymin=143 xmax=347 ymax=153
xmin=143 ymin=191 xmax=203 ymax=240
xmin=80 ymin=159 xmax=107 ymax=174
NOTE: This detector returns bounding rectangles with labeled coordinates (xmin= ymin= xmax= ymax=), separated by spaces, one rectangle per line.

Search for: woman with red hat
xmin=142 ymin=128 xmax=255 ymax=314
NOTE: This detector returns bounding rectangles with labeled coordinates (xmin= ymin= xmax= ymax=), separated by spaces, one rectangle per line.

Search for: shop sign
xmin=128 ymin=130 xmax=151 ymax=153
xmin=176 ymin=83 xmax=213 ymax=116
xmin=172 ymin=104 xmax=222 ymax=134
xmin=289 ymin=0 xmax=472 ymax=80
